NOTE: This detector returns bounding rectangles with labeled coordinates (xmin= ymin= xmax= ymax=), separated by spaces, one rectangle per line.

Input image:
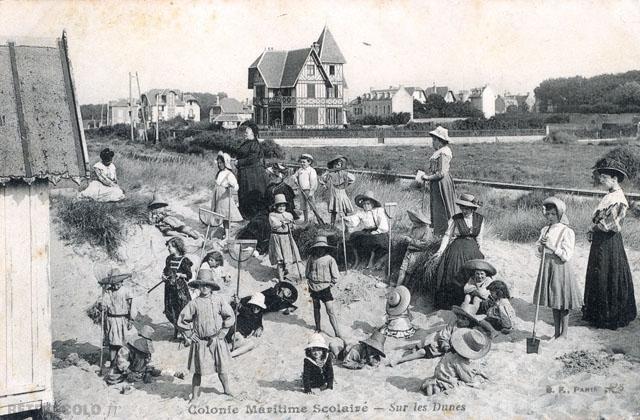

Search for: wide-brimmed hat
xmin=355 ymin=190 xmax=382 ymax=208
xmin=148 ymin=192 xmax=169 ymax=210
xmin=542 ymin=197 xmax=569 ymax=225
xmin=247 ymin=292 xmax=267 ymax=309
xmin=327 ymin=155 xmax=347 ymax=168
xmin=592 ymin=158 xmax=628 ymax=181
xmin=407 ymin=210 xmax=430 ymax=226
xmin=275 ymin=280 xmax=298 ymax=303
xmin=461 ymin=259 xmax=497 ymax=277
xmin=386 ymin=286 xmax=411 ymax=316
xmin=188 ymin=268 xmax=220 ymax=290
xmin=299 ymin=153 xmax=314 ymax=163
xmin=451 ymin=328 xmax=491 ymax=360
xmin=360 ymin=330 xmax=386 ymax=358
xmin=309 ymin=235 xmax=335 ymax=250
xmin=455 ymin=193 xmax=480 ymax=209
xmin=217 ymin=151 xmax=233 ymax=170
xmin=128 ymin=337 xmax=154 ymax=355
xmin=429 ymin=126 xmax=452 ymax=143
xmin=305 ymin=333 xmax=329 ymax=350
xmin=138 ymin=325 xmax=155 ymax=340
xmin=98 ymin=268 xmax=132 ymax=285
xmin=266 ymin=162 xmax=287 ymax=177
xmin=270 ymin=194 xmax=288 ymax=210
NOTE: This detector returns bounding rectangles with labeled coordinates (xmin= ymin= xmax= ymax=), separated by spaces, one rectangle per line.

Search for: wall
xmin=272 ymin=134 xmax=545 ymax=147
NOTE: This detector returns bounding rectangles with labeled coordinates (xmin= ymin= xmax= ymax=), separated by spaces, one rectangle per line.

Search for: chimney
xmin=311 ymin=42 xmax=320 ymax=53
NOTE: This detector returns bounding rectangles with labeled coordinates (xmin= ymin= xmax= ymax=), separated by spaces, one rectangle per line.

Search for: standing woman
xmin=211 ymin=151 xmax=243 ymax=240
xmin=236 ymin=122 xmax=268 ymax=219
xmin=583 ymin=159 xmax=637 ymax=329
xmin=418 ymin=126 xmax=457 ymax=237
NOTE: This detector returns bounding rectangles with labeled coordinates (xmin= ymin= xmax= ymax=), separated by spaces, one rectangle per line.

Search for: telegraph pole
xmin=129 ymin=72 xmax=134 ymax=142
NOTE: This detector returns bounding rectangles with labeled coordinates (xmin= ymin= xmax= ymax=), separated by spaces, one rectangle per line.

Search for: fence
xmin=260 ymin=128 xmax=545 ymax=139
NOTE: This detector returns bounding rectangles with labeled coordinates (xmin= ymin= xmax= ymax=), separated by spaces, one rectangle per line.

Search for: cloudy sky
xmin=2 ymin=0 xmax=639 ymax=104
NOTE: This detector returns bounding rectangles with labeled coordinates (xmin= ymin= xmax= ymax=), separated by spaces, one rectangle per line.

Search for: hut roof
xmin=0 ymin=33 xmax=89 ymax=185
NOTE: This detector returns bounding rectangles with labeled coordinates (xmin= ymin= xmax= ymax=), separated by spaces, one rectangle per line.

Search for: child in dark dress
xmin=303 ymin=334 xmax=334 ymax=394
xmin=226 ymin=292 xmax=266 ymax=358
xmin=163 ymin=237 xmax=193 ymax=345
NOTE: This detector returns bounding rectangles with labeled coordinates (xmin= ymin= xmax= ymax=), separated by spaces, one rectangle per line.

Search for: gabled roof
xmin=248 ymin=48 xmax=330 ymax=89
xmin=424 ymin=86 xmax=449 ymax=97
xmin=219 ymin=98 xmax=246 ymax=114
xmin=281 ymin=48 xmax=312 ymax=87
xmin=183 ymin=94 xmax=199 ymax=103
xmin=143 ymin=89 xmax=185 ymax=106
xmin=0 ymin=34 xmax=89 ymax=184
xmin=316 ymin=26 xmax=346 ymax=64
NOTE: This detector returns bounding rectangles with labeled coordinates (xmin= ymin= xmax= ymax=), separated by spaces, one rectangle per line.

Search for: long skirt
xmin=533 ymin=253 xmax=582 ymax=310
xmin=236 ymin=213 xmax=271 ymax=254
xmin=78 ymin=181 xmax=125 ymax=202
xmin=188 ymin=336 xmax=231 ymax=375
xmin=328 ymin=188 xmax=354 ymax=215
xmin=269 ymin=232 xmax=301 ymax=266
xmin=430 ymin=175 xmax=457 ymax=237
xmin=238 ymin=165 xmax=268 ymax=219
xmin=349 ymin=230 xmax=389 ymax=255
xmin=211 ymin=185 xmax=243 ymax=222
xmin=433 ymin=237 xmax=483 ymax=309
xmin=164 ymin=279 xmax=192 ymax=326
xmin=583 ymin=231 xmax=637 ymax=329
xmin=106 ymin=316 xmax=128 ymax=346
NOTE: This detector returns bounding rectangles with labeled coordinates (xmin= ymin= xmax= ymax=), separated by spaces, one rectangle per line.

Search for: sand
xmin=49 ymin=187 xmax=640 ymax=419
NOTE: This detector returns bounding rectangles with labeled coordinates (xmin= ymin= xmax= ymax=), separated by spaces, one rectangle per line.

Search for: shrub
xmin=52 ymin=195 xmax=149 ymax=260
xmin=543 ymin=130 xmax=577 ymax=144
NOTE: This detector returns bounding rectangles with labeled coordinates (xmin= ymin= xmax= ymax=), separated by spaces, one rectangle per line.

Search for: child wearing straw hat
xmin=381 ymin=286 xmax=416 ymax=338
xmin=268 ymin=194 xmax=302 ymax=282
xmin=178 ymin=268 xmax=236 ymax=401
xmin=211 ymin=151 xmax=243 ymax=240
xmin=396 ymin=210 xmax=432 ymax=287
xmin=305 ymin=236 xmax=343 ymax=340
xmin=148 ymin=193 xmax=201 ymax=239
xmin=420 ymin=328 xmax=491 ymax=396
xmin=343 ymin=190 xmax=389 ymax=270
xmin=295 ymin=153 xmax=318 ymax=223
xmin=98 ymin=268 xmax=134 ymax=368
xmin=319 ymin=155 xmax=356 ymax=227
xmin=226 ymin=292 xmax=267 ymax=358
xmin=331 ymin=330 xmax=386 ymax=370
xmin=265 ymin=163 xmax=299 ymax=220
xmin=461 ymin=259 xmax=497 ymax=304
xmin=534 ymin=197 xmax=582 ymax=339
xmin=303 ymin=333 xmax=334 ymax=394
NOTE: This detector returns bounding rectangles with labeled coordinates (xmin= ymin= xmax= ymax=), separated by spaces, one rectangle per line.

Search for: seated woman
xmin=79 ymin=148 xmax=125 ymax=202
xmin=343 ymin=190 xmax=389 ymax=270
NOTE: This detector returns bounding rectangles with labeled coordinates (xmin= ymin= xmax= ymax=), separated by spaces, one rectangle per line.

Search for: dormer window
xmin=307 ymin=65 xmax=315 ymax=77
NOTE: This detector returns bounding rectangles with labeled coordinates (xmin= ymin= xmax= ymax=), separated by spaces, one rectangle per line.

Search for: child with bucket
xmin=303 ymin=334 xmax=334 ymax=394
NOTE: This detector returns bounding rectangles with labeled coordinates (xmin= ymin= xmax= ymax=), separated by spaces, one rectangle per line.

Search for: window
xmin=306 ymin=65 xmax=315 ymax=77
xmin=334 ymin=85 xmax=339 ymax=98
xmin=305 ymin=107 xmax=318 ymax=125
xmin=329 ymin=65 xmax=335 ymax=75
xmin=256 ymin=85 xmax=265 ymax=98
xmin=307 ymin=84 xmax=315 ymax=98
xmin=327 ymin=108 xmax=339 ymax=125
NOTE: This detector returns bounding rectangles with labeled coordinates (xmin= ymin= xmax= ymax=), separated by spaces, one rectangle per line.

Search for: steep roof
xmin=316 ymin=26 xmax=346 ymax=64
xmin=0 ymin=34 xmax=88 ymax=184
xmin=281 ymin=48 xmax=312 ymax=87
xmin=248 ymin=48 xmax=329 ymax=89
xmin=219 ymin=98 xmax=246 ymax=114
xmin=424 ymin=86 xmax=449 ymax=97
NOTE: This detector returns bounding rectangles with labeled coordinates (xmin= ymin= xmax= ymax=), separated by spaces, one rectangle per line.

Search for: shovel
xmin=527 ymin=225 xmax=551 ymax=354
xmin=384 ymin=202 xmax=398 ymax=280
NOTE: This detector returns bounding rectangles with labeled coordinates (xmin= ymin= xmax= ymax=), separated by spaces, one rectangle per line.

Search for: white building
xmin=349 ymin=86 xmax=414 ymax=119
xmin=141 ymin=89 xmax=201 ymax=123
xmin=468 ymin=85 xmax=496 ymax=118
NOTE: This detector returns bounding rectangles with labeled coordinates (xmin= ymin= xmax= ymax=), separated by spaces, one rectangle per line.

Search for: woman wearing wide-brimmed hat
xmin=416 ymin=126 xmax=457 ymax=236
xmin=211 ymin=151 xmax=243 ymax=240
xmin=319 ymin=155 xmax=356 ymax=226
xmin=583 ymin=158 xmax=637 ymax=329
xmin=432 ymin=193 xmax=485 ymax=309
xmin=343 ymin=190 xmax=390 ymax=270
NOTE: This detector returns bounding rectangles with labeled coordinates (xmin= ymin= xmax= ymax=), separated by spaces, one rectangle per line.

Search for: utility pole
xmin=155 ymin=93 xmax=160 ymax=144
xmin=129 ymin=72 xmax=134 ymax=142
xmin=99 ymin=103 xmax=104 ymax=127
xmin=135 ymin=72 xmax=148 ymax=142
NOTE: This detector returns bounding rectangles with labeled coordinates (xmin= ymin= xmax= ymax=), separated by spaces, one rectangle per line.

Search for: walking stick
xmin=226 ymin=185 xmax=232 ymax=241
xmin=341 ymin=216 xmax=348 ymax=273
xmin=384 ymin=202 xmax=398 ymax=281
xmin=527 ymin=224 xmax=552 ymax=354
xmin=287 ymin=224 xmax=305 ymax=283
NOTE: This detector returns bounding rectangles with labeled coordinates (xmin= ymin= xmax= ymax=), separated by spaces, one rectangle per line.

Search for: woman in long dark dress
xmin=583 ymin=159 xmax=637 ymax=329
xmin=236 ymin=122 xmax=268 ymax=219
xmin=432 ymin=193 xmax=485 ymax=309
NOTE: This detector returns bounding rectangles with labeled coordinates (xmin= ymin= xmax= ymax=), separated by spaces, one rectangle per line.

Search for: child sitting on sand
xmin=420 ymin=328 xmax=491 ymax=396
xmin=303 ymin=334 xmax=334 ymax=394
xmin=319 ymin=155 xmax=355 ymax=227
xmin=330 ymin=330 xmax=386 ymax=370
xmin=305 ymin=236 xmax=343 ymax=339
xmin=380 ymin=286 xmax=415 ymax=339
xmin=462 ymin=259 xmax=497 ymax=303
xmin=268 ymin=194 xmax=301 ymax=282
xmin=200 ymin=251 xmax=231 ymax=286
xmin=178 ymin=269 xmax=236 ymax=401
xmin=480 ymin=281 xmax=517 ymax=334
xmin=148 ymin=193 xmax=202 ymax=240
xmin=226 ymin=292 xmax=266 ymax=358
xmin=396 ymin=210 xmax=432 ymax=287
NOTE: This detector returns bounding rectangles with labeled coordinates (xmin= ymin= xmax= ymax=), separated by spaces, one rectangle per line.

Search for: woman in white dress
xmin=211 ymin=151 xmax=243 ymax=240
xmin=79 ymin=148 xmax=125 ymax=202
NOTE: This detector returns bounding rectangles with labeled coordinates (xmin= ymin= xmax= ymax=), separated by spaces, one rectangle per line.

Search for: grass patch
xmin=52 ymin=194 xmax=149 ymax=260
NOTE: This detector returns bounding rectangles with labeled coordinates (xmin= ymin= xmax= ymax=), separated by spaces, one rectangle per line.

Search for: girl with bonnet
xmin=211 ymin=151 xmax=243 ymax=240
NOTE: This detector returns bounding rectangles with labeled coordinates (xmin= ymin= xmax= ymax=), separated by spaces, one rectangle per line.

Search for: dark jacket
xmin=303 ymin=354 xmax=334 ymax=392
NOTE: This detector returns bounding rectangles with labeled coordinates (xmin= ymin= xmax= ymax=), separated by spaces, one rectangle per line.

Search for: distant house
xmin=248 ymin=26 xmax=347 ymax=128
xmin=456 ymin=90 xmax=471 ymax=102
xmin=209 ymin=97 xmax=253 ymax=129
xmin=108 ymin=98 xmax=140 ymax=125
xmin=495 ymin=92 xmax=535 ymax=114
xmin=405 ymin=87 xmax=426 ymax=104
xmin=353 ymin=86 xmax=414 ymax=119
xmin=140 ymin=89 xmax=200 ymax=123
xmin=424 ymin=85 xmax=457 ymax=103
xmin=468 ymin=85 xmax=496 ymax=118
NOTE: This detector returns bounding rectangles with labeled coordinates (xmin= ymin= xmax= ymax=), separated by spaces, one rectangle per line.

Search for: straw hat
xmin=429 ymin=126 xmax=452 ymax=143
xmin=360 ymin=330 xmax=386 ymax=358
xmin=275 ymin=280 xmax=298 ymax=303
xmin=98 ymin=267 xmax=132 ymax=285
xmin=455 ymin=193 xmax=480 ymax=209
xmin=188 ymin=268 xmax=220 ymax=290
xmin=128 ymin=337 xmax=153 ymax=355
xmin=461 ymin=259 xmax=497 ymax=277
xmin=247 ymin=292 xmax=267 ymax=309
xmin=450 ymin=328 xmax=491 ymax=360
xmin=217 ymin=151 xmax=233 ymax=170
xmin=386 ymin=286 xmax=411 ymax=316
xmin=355 ymin=190 xmax=382 ymax=208
xmin=327 ymin=155 xmax=347 ymax=168
xmin=148 ymin=192 xmax=169 ymax=210
xmin=299 ymin=153 xmax=314 ymax=163
xmin=542 ymin=197 xmax=569 ymax=225
xmin=407 ymin=210 xmax=430 ymax=226
xmin=138 ymin=325 xmax=155 ymax=340
xmin=592 ymin=158 xmax=628 ymax=181
xmin=309 ymin=236 xmax=335 ymax=250
xmin=305 ymin=333 xmax=329 ymax=350
xmin=266 ymin=162 xmax=287 ymax=176
xmin=270 ymin=194 xmax=288 ymax=210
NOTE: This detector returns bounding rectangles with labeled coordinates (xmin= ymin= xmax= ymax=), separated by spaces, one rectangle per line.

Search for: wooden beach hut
xmin=0 ymin=33 xmax=88 ymax=417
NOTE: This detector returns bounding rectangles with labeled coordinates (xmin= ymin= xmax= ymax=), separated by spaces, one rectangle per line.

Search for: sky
xmin=2 ymin=0 xmax=640 ymax=105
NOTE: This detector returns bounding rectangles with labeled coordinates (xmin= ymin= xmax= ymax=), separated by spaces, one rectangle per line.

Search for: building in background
xmin=248 ymin=26 xmax=347 ymax=128
xmin=108 ymin=98 xmax=140 ymax=125
xmin=425 ymin=85 xmax=457 ymax=103
xmin=209 ymin=97 xmax=253 ymax=129
xmin=347 ymin=86 xmax=414 ymax=120
xmin=468 ymin=85 xmax=496 ymax=118
xmin=140 ymin=89 xmax=200 ymax=123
